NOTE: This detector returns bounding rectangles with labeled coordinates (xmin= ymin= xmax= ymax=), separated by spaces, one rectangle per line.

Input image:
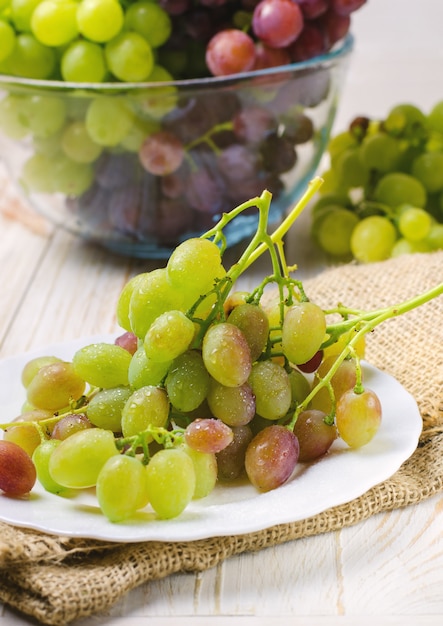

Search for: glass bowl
xmin=0 ymin=34 xmax=353 ymax=258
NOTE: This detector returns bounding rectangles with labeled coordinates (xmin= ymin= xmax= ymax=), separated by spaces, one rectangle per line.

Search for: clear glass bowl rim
xmin=0 ymin=33 xmax=354 ymax=93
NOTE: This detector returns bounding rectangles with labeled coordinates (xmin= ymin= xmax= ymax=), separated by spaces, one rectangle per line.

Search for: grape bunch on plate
xmin=1 ymin=183 xmax=441 ymax=524
xmin=311 ymin=102 xmax=443 ymax=263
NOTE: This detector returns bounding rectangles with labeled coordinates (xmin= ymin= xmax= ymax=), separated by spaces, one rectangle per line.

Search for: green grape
xmin=207 ymin=380 xmax=255 ymax=427
xmin=105 ymin=31 xmax=154 ymax=82
xmin=52 ymin=156 xmax=94 ymax=196
xmin=165 ymin=350 xmax=210 ymax=413
xmin=3 ymin=421 xmax=42 ymax=457
xmin=32 ymin=439 xmax=67 ymax=494
xmin=328 ymin=130 xmax=358 ymax=164
xmin=21 ymin=94 xmax=67 ymax=139
xmin=128 ymin=268 xmax=184 ymax=339
xmin=21 ymin=355 xmax=61 ymax=388
xmin=384 ymin=103 xmax=426 ymax=137
xmin=359 ymin=132 xmax=401 ymax=173
xmin=8 ymin=33 xmax=56 ymax=79
xmin=334 ymin=147 xmax=369 ymax=189
xmin=76 ymin=0 xmax=124 ymax=43
xmin=26 ymin=361 xmax=86 ymax=411
xmin=144 ymin=310 xmax=195 ymax=363
xmin=85 ymin=96 xmax=134 ymax=147
xmin=61 ymin=121 xmax=102 ymax=163
xmin=87 ymin=386 xmax=132 ymax=432
xmin=411 ymin=152 xmax=443 ymax=193
xmin=61 ymin=40 xmax=107 ymax=83
xmin=116 ymin=272 xmax=148 ymax=332
xmin=427 ymin=101 xmax=443 ymax=134
xmin=373 ymin=172 xmax=427 ymax=209
xmin=248 ymin=361 xmax=291 ymax=420
xmin=11 ymin=0 xmax=41 ymax=31
xmin=121 ymin=386 xmax=170 ymax=439
xmin=31 ymin=0 xmax=78 ymax=47
xmin=48 ymin=428 xmax=119 ymax=489
xmin=227 ymin=303 xmax=269 ymax=362
xmin=133 ymin=66 xmax=178 ymax=120
xmin=119 ymin=115 xmax=160 ymax=152
xmin=180 ymin=443 xmax=217 ymax=499
xmin=33 ymin=129 xmax=64 ymax=157
xmin=336 ymin=388 xmax=382 ymax=448
xmin=390 ymin=238 xmax=430 ymax=257
xmin=311 ymin=192 xmax=350 ymax=215
xmin=72 ymin=342 xmax=132 ymax=389
xmin=282 ymin=301 xmax=326 ymax=366
xmin=0 ymin=20 xmax=15 ymax=62
xmin=426 ymin=223 xmax=443 ymax=250
xmin=166 ymin=238 xmax=224 ymax=306
xmin=350 ymin=215 xmax=397 ymax=263
xmin=202 ymin=323 xmax=251 ymax=388
xmin=0 ymin=95 xmax=29 ymax=139
xmin=313 ymin=206 xmax=359 ymax=257
xmin=128 ymin=346 xmax=171 ymax=389
xmin=397 ymin=206 xmax=432 ymax=241
xmin=96 ymin=454 xmax=149 ymax=522
xmin=145 ymin=448 xmax=196 ymax=519
xmin=124 ymin=1 xmax=172 ymax=48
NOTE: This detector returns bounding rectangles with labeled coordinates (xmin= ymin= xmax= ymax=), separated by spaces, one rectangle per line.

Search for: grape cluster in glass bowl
xmin=0 ymin=0 xmax=364 ymax=257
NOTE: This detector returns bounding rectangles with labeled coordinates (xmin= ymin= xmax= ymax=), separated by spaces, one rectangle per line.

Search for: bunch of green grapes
xmin=311 ymin=102 xmax=443 ymax=263
xmin=1 ymin=183 xmax=441 ymax=523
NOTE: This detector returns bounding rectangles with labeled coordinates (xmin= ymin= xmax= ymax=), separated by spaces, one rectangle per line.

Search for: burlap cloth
xmin=1 ymin=250 xmax=443 ymax=626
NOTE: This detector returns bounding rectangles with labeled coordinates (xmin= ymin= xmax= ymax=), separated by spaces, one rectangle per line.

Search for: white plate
xmin=0 ymin=335 xmax=422 ymax=543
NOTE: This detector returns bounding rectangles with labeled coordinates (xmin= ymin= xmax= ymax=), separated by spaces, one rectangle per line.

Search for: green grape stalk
xmin=0 ymin=177 xmax=443 ymax=523
xmin=311 ymin=101 xmax=443 ymax=262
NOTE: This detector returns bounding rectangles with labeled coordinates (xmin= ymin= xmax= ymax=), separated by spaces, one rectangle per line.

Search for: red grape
xmin=252 ymin=0 xmax=304 ymax=49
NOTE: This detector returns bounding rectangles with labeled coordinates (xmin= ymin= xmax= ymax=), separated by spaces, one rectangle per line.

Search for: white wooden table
xmin=2 ymin=1 xmax=443 ymax=624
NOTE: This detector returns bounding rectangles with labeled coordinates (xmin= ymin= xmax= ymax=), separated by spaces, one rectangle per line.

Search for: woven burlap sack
xmin=1 ymin=251 xmax=443 ymax=626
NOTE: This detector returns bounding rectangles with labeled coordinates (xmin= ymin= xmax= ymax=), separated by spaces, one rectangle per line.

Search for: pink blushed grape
xmin=245 ymin=425 xmax=299 ymax=491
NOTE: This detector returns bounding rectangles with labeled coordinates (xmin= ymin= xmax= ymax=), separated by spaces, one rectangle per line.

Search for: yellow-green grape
xmin=76 ymin=0 xmax=124 ymax=43
xmin=121 ymin=386 xmax=170 ymax=439
xmin=124 ymin=1 xmax=172 ymax=48
xmin=310 ymin=356 xmax=358 ymax=415
xmin=334 ymin=147 xmax=369 ymax=189
xmin=282 ymin=301 xmax=326 ymax=366
xmin=128 ymin=346 xmax=171 ymax=389
xmin=21 ymin=94 xmax=66 ymax=139
xmin=288 ymin=368 xmax=311 ymax=410
xmin=323 ymin=329 xmax=366 ymax=360
xmin=359 ymin=132 xmax=401 ymax=173
xmin=166 ymin=237 xmax=225 ymax=306
xmin=105 ymin=31 xmax=154 ymax=82
xmin=411 ymin=152 xmax=443 ymax=194
xmin=384 ymin=103 xmax=426 ymax=136
xmin=61 ymin=121 xmax=102 ymax=164
xmin=96 ymin=455 xmax=149 ymax=522
xmin=227 ymin=303 xmax=269 ymax=362
xmin=21 ymin=355 xmax=61 ymax=388
xmin=426 ymin=223 xmax=443 ymax=250
xmin=131 ymin=66 xmax=178 ymax=120
xmin=0 ymin=21 xmax=15 ymax=62
xmin=335 ymin=388 xmax=382 ymax=448
xmin=373 ymin=172 xmax=427 ymax=209
xmin=0 ymin=95 xmax=29 ymax=139
xmin=350 ymin=215 xmax=397 ymax=263
xmin=207 ymin=380 xmax=255 ymax=427
xmin=128 ymin=268 xmax=185 ymax=339
xmin=116 ymin=272 xmax=149 ymax=332
xmin=86 ymin=386 xmax=132 ymax=432
xmin=390 ymin=238 xmax=430 ymax=257
xmin=313 ymin=206 xmax=359 ymax=257
xmin=248 ymin=361 xmax=291 ymax=420
xmin=52 ymin=156 xmax=94 ymax=196
xmin=165 ymin=350 xmax=210 ymax=413
xmin=144 ymin=310 xmax=195 ymax=362
xmin=85 ymin=96 xmax=134 ymax=147
xmin=48 ymin=428 xmax=119 ymax=489
xmin=8 ymin=33 xmax=56 ymax=79
xmin=145 ymin=448 xmax=196 ymax=519
xmin=21 ymin=153 xmax=56 ymax=193
xmin=26 ymin=361 xmax=86 ymax=411
xmin=180 ymin=443 xmax=217 ymax=499
xmin=3 ymin=421 xmax=42 ymax=457
xmin=397 ymin=206 xmax=432 ymax=241
xmin=72 ymin=342 xmax=132 ymax=389
xmin=31 ymin=0 xmax=79 ymax=47
xmin=32 ymin=439 xmax=67 ymax=494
